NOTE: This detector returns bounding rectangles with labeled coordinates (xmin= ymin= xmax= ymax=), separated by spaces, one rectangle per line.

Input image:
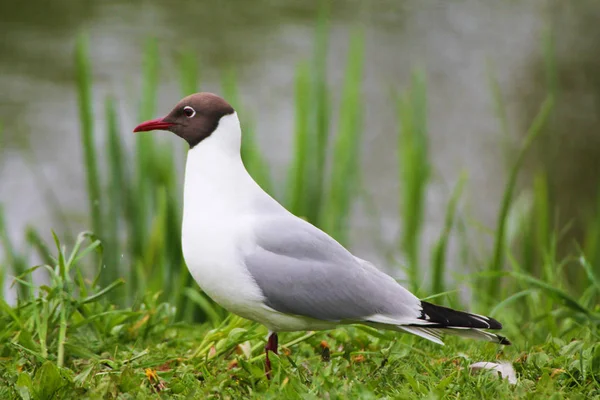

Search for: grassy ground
xmin=0 ymin=235 xmax=597 ymax=399
xmin=1 ymin=12 xmax=600 ymax=399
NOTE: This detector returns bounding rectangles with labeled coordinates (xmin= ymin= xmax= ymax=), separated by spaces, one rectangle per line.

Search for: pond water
xmin=1 ymin=0 xmax=599 ymax=280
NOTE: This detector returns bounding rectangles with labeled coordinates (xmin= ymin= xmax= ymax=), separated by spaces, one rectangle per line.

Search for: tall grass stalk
xmin=308 ymin=2 xmax=330 ymax=225
xmin=287 ymin=62 xmax=312 ymax=218
xmin=397 ymin=71 xmax=429 ymax=294
xmin=73 ymin=38 xmax=191 ymax=309
xmin=431 ymin=172 xmax=466 ymax=296
xmin=321 ymin=31 xmax=364 ymax=244
xmin=286 ymin=1 xmax=331 ymax=225
xmin=132 ymin=39 xmax=160 ymax=288
xmin=104 ymin=97 xmax=123 ymax=291
xmin=174 ymin=51 xmax=199 ymax=320
xmin=584 ymin=189 xmax=600 ymax=274
xmin=488 ymin=96 xmax=554 ymax=302
xmin=179 ymin=52 xmax=199 ymax=95
xmin=75 ymin=35 xmax=103 ymax=249
xmin=532 ymin=172 xmax=551 ymax=271
xmin=0 ymin=208 xmax=30 ymax=300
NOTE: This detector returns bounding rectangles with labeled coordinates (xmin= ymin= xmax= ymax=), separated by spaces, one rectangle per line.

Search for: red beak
xmin=133 ymin=117 xmax=174 ymax=132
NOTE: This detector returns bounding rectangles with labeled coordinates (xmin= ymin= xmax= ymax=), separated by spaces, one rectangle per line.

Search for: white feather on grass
xmin=469 ymin=361 xmax=517 ymax=384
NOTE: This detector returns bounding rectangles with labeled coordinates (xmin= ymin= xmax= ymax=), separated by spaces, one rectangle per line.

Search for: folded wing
xmin=243 ymin=214 xmax=510 ymax=345
xmin=243 ymin=215 xmax=423 ymax=322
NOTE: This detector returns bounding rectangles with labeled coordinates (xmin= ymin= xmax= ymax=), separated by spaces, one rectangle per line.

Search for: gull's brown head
xmin=133 ymin=92 xmax=235 ymax=148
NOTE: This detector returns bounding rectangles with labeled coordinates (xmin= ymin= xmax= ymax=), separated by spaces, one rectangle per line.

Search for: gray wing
xmin=243 ymin=215 xmax=421 ymax=322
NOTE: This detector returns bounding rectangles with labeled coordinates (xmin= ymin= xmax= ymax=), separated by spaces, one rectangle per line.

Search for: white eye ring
xmin=183 ymin=106 xmax=196 ymax=118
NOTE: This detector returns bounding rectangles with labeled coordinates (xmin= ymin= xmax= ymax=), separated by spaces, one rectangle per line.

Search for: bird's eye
xmin=183 ymin=106 xmax=196 ymax=118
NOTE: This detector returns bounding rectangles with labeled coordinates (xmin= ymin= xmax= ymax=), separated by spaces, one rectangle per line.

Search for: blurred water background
xmin=1 ymin=0 xmax=599 ymax=291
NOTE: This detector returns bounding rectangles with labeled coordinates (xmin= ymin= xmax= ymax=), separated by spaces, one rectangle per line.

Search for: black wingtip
xmin=419 ymin=301 xmax=504 ymax=330
xmin=496 ymin=334 xmax=511 ymax=345
xmin=484 ymin=316 xmax=503 ymax=330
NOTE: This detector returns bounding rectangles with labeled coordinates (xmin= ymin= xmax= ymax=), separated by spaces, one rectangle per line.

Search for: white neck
xmin=199 ymin=112 xmax=242 ymax=156
xmin=182 ymin=113 xmax=254 ymax=218
xmin=179 ymin=113 xmax=282 ymax=319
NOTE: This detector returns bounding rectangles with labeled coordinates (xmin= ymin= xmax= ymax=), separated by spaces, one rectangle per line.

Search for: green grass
xmin=0 ymin=237 xmax=598 ymax=398
xmin=1 ymin=17 xmax=600 ymax=399
xmin=397 ymin=71 xmax=430 ymax=294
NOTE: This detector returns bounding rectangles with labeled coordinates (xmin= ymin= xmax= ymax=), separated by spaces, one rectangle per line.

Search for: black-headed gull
xmin=134 ymin=92 xmax=510 ymax=378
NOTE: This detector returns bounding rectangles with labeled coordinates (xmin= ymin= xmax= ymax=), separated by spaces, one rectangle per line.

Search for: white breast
xmin=182 ymin=216 xmax=262 ymax=314
xmin=181 ymin=128 xmax=267 ymax=319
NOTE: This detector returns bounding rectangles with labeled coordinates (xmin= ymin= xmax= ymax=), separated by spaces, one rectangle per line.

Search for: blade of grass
xmin=80 ymin=278 xmax=126 ymax=305
xmin=397 ymin=70 xmax=429 ymax=293
xmin=75 ymin=34 xmax=103 ymax=242
xmin=431 ymin=172 xmax=466 ymax=296
xmin=104 ymin=97 xmax=125 ymax=294
xmin=576 ymin=251 xmax=600 ymax=293
xmin=489 ymin=289 xmax=536 ymax=316
xmin=287 ymin=61 xmax=311 ymax=217
xmin=509 ymin=271 xmax=593 ymax=318
xmin=25 ymin=227 xmax=54 ymax=266
xmin=321 ymin=31 xmax=364 ymax=244
xmin=583 ymin=185 xmax=600 ymax=271
xmin=183 ymin=288 xmax=223 ymax=328
xmin=307 ymin=0 xmax=330 ymax=225
xmin=0 ymin=205 xmax=29 ymax=298
xmin=533 ymin=172 xmax=550 ymax=274
xmin=179 ymin=51 xmax=199 ymax=95
xmin=132 ymin=38 xmax=161 ymax=296
xmin=488 ymin=95 xmax=554 ymax=301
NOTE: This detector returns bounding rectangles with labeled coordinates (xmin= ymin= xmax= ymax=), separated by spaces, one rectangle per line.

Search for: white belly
xmin=182 ymin=217 xmax=262 ymax=316
xmin=181 ymin=216 xmax=338 ymax=332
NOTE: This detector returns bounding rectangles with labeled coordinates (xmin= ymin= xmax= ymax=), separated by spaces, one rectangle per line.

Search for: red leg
xmin=264 ymin=331 xmax=278 ymax=379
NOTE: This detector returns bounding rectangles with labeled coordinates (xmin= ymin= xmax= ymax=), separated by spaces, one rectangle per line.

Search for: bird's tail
xmin=399 ymin=301 xmax=511 ymax=346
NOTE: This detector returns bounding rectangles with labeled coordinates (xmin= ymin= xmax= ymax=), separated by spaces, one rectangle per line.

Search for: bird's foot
xmin=264 ymin=331 xmax=278 ymax=380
